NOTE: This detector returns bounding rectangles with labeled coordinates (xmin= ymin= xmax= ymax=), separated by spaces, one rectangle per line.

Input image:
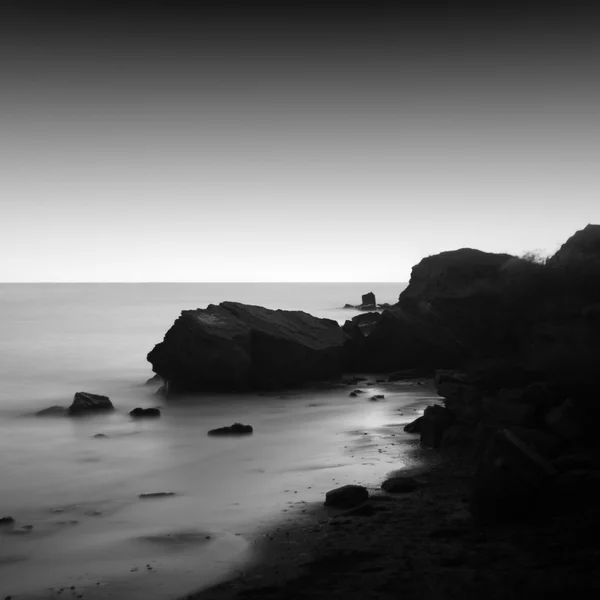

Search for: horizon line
xmin=0 ymin=281 xmax=408 ymax=285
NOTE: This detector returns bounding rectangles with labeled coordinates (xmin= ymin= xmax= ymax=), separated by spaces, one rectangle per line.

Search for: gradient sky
xmin=1 ymin=5 xmax=599 ymax=281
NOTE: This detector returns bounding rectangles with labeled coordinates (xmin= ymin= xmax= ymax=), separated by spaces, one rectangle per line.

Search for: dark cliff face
xmin=358 ymin=248 xmax=515 ymax=371
xmin=359 ymin=226 xmax=600 ymax=378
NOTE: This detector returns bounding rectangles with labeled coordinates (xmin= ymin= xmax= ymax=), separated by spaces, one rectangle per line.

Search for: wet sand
xmin=187 ymin=414 xmax=600 ymax=600
xmin=0 ymin=378 xmax=436 ymax=600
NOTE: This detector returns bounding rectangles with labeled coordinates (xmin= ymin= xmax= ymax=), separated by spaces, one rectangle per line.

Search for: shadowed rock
xmin=381 ymin=476 xmax=419 ymax=493
xmin=139 ymin=492 xmax=177 ymax=499
xmin=208 ymin=423 xmax=253 ymax=436
xmin=325 ymin=485 xmax=369 ymax=509
xmin=68 ymin=392 xmax=114 ymax=416
xmin=147 ymin=302 xmax=346 ymax=392
xmin=35 ymin=406 xmax=67 ymax=417
xmin=129 ymin=407 xmax=161 ymax=419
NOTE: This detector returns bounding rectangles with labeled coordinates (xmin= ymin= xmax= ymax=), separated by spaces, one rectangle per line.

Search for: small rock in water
xmin=352 ymin=389 xmax=365 ymax=394
xmin=0 ymin=516 xmax=15 ymax=526
xmin=68 ymin=392 xmax=114 ymax=416
xmin=93 ymin=434 xmax=109 ymax=438
xmin=139 ymin=492 xmax=177 ymax=499
xmin=370 ymin=394 xmax=385 ymax=401
xmin=349 ymin=392 xmax=358 ymax=398
xmin=208 ymin=423 xmax=253 ymax=436
xmin=129 ymin=407 xmax=161 ymax=418
xmin=35 ymin=406 xmax=68 ymax=417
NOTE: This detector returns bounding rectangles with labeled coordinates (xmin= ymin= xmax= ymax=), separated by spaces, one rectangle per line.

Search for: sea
xmin=0 ymin=282 xmax=439 ymax=600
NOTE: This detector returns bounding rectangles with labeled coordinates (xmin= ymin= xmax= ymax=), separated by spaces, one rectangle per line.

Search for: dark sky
xmin=2 ymin=4 xmax=600 ymax=281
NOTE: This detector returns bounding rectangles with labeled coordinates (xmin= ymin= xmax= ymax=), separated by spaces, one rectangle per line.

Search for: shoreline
xmin=183 ymin=397 xmax=600 ymax=600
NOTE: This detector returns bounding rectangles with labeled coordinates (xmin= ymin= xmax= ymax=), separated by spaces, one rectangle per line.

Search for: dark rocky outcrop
xmin=147 ymin=302 xmax=346 ymax=392
xmin=207 ymin=423 xmax=253 ymax=436
xmin=357 ymin=249 xmax=514 ymax=372
xmin=68 ymin=393 xmax=114 ymax=416
xmin=129 ymin=407 xmax=161 ymax=419
xmin=361 ymin=292 xmax=376 ymax=311
xmin=0 ymin=516 xmax=15 ymax=525
xmin=403 ymin=416 xmax=423 ymax=433
xmin=324 ymin=485 xmax=369 ymax=509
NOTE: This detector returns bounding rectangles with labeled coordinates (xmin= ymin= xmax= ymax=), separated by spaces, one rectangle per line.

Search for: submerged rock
xmin=147 ymin=302 xmax=346 ymax=392
xmin=35 ymin=406 xmax=67 ymax=417
xmin=129 ymin=407 xmax=161 ymax=418
xmin=68 ymin=392 xmax=114 ymax=416
xmin=324 ymin=485 xmax=369 ymax=509
xmin=139 ymin=492 xmax=177 ymax=499
xmin=208 ymin=423 xmax=253 ymax=436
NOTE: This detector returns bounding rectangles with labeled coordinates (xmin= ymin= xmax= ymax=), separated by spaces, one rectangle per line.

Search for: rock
xmin=440 ymin=423 xmax=475 ymax=447
xmin=145 ymin=374 xmax=162 ymax=385
xmin=369 ymin=394 xmax=385 ymax=401
xmin=545 ymin=398 xmax=584 ymax=440
xmin=129 ymin=407 xmax=161 ymax=418
xmin=93 ymin=433 xmax=109 ymax=439
xmin=403 ymin=416 xmax=423 ymax=433
xmin=389 ymin=367 xmax=433 ymax=381
xmin=352 ymin=389 xmax=365 ymax=394
xmin=377 ymin=303 xmax=391 ymax=309
xmin=420 ymin=405 xmax=455 ymax=448
xmin=343 ymin=303 xmax=356 ymax=309
xmin=470 ymin=429 xmax=557 ymax=525
xmin=436 ymin=380 xmax=482 ymax=424
xmin=360 ymin=292 xmax=376 ymax=311
xmin=381 ymin=476 xmax=419 ymax=493
xmin=325 ymin=485 xmax=369 ymax=509
xmin=68 ymin=392 xmax=114 ymax=416
xmin=506 ymin=426 xmax=563 ymax=458
xmin=0 ymin=516 xmax=15 ymax=526
xmin=139 ymin=492 xmax=177 ymax=499
xmin=349 ymin=392 xmax=358 ymax=397
xmin=35 ymin=406 xmax=67 ymax=417
xmin=351 ymin=311 xmax=382 ymax=336
xmin=552 ymin=453 xmax=593 ymax=472
xmin=481 ymin=395 xmax=535 ymax=426
xmin=208 ymin=423 xmax=253 ymax=436
xmin=147 ymin=302 xmax=346 ymax=392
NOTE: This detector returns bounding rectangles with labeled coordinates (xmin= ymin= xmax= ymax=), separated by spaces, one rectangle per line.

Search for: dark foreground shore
xmin=184 ymin=428 xmax=600 ymax=600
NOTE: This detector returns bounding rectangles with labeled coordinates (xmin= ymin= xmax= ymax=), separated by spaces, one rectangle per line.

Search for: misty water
xmin=0 ymin=283 xmax=439 ymax=599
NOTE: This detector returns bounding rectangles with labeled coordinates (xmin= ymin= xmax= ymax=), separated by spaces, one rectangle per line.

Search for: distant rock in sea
xmin=129 ymin=407 xmax=161 ymax=418
xmin=208 ymin=423 xmax=253 ymax=436
xmin=68 ymin=392 xmax=115 ymax=416
xmin=147 ymin=302 xmax=346 ymax=392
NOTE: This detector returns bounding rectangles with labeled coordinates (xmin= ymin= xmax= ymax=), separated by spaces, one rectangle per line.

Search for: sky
xmin=1 ymin=4 xmax=600 ymax=282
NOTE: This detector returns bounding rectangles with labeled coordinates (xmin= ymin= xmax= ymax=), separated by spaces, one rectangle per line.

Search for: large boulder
xmin=359 ymin=249 xmax=514 ymax=372
xmin=324 ymin=485 xmax=369 ymax=509
xmin=147 ymin=302 xmax=347 ymax=392
xmin=68 ymin=393 xmax=114 ymax=416
xmin=420 ymin=404 xmax=455 ymax=448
